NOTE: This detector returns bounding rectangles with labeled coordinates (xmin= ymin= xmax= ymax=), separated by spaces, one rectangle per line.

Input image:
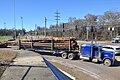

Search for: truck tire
xmin=62 ymin=52 xmax=68 ymax=59
xmin=115 ymin=40 xmax=118 ymax=43
xmin=68 ymin=53 xmax=75 ymax=60
xmin=103 ymin=59 xmax=112 ymax=67
xmin=75 ymin=55 xmax=79 ymax=60
xmin=89 ymin=58 xmax=92 ymax=62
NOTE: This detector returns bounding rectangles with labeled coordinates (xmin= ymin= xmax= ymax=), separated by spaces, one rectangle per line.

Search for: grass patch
xmin=0 ymin=36 xmax=12 ymax=42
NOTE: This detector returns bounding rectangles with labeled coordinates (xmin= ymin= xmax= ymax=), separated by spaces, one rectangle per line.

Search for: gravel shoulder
xmin=51 ymin=61 xmax=98 ymax=80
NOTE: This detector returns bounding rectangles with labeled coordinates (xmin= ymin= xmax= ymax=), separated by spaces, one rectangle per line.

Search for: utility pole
xmin=4 ymin=22 xmax=6 ymax=29
xmin=21 ymin=17 xmax=23 ymax=29
xmin=86 ymin=27 xmax=89 ymax=41
xmin=44 ymin=17 xmax=47 ymax=36
xmin=55 ymin=10 xmax=60 ymax=37
xmin=21 ymin=17 xmax=23 ymax=35
xmin=4 ymin=22 xmax=6 ymax=36
xmin=35 ymin=24 xmax=37 ymax=37
xmin=14 ymin=0 xmax=16 ymax=39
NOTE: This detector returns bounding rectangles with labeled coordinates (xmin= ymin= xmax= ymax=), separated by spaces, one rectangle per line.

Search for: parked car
xmin=102 ymin=45 xmax=120 ymax=55
xmin=112 ymin=36 xmax=120 ymax=43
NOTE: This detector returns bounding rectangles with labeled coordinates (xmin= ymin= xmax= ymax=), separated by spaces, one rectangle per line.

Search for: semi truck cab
xmin=61 ymin=43 xmax=115 ymax=66
xmin=80 ymin=43 xmax=115 ymax=66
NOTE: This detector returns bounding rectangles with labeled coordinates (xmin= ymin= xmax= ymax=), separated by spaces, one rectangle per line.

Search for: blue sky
xmin=0 ymin=0 xmax=120 ymax=31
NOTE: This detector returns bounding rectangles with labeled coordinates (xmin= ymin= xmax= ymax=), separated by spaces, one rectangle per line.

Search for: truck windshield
xmin=116 ymin=36 xmax=120 ymax=38
xmin=94 ymin=47 xmax=98 ymax=51
xmin=102 ymin=47 xmax=114 ymax=50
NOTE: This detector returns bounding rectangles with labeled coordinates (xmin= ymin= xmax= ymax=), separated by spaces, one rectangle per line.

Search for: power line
xmin=47 ymin=19 xmax=56 ymax=22
xmin=39 ymin=21 xmax=44 ymax=26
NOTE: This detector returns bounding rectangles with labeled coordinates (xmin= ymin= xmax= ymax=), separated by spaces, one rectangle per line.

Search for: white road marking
xmin=57 ymin=68 xmax=76 ymax=80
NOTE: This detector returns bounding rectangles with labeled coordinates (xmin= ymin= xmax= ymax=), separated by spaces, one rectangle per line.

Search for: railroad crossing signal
xmin=108 ymin=27 xmax=114 ymax=31
xmin=75 ymin=25 xmax=78 ymax=31
xmin=63 ymin=23 xmax=65 ymax=32
xmin=91 ymin=26 xmax=94 ymax=32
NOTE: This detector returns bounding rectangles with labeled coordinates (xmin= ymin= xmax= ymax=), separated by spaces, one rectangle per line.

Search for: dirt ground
xmin=51 ymin=61 xmax=98 ymax=80
xmin=0 ymin=50 xmax=16 ymax=78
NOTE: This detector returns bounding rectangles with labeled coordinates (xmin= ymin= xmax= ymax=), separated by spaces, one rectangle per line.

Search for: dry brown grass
xmin=0 ymin=50 xmax=16 ymax=78
xmin=0 ymin=50 xmax=16 ymax=62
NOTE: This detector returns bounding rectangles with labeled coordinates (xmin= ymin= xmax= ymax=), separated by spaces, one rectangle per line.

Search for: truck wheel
xmin=103 ymin=59 xmax=112 ymax=67
xmin=115 ymin=40 xmax=118 ymax=43
xmin=62 ymin=52 xmax=68 ymax=59
xmin=89 ymin=58 xmax=92 ymax=62
xmin=75 ymin=55 xmax=79 ymax=60
xmin=68 ymin=53 xmax=74 ymax=60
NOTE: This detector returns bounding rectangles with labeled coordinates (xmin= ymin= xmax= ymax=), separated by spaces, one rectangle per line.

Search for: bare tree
xmin=84 ymin=13 xmax=97 ymax=26
xmin=68 ymin=17 xmax=76 ymax=24
xmin=104 ymin=10 xmax=120 ymax=35
xmin=104 ymin=10 xmax=120 ymax=21
xmin=97 ymin=15 xmax=105 ymax=26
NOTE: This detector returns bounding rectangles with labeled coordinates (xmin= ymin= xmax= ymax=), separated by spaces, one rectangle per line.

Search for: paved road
xmin=42 ymin=53 xmax=120 ymax=80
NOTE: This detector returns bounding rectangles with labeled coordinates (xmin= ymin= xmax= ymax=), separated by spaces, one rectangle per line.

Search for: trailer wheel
xmin=62 ymin=52 xmax=68 ymax=59
xmin=103 ymin=59 xmax=112 ymax=67
xmin=68 ymin=53 xmax=74 ymax=60
xmin=115 ymin=40 xmax=118 ymax=43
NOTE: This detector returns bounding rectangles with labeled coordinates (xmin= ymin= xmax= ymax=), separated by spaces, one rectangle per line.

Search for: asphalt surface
xmin=0 ymin=49 xmax=57 ymax=80
xmin=43 ymin=54 xmax=120 ymax=80
xmin=42 ymin=41 xmax=120 ymax=80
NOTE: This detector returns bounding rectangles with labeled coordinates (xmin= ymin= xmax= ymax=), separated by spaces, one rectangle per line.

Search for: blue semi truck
xmin=61 ymin=43 xmax=115 ymax=66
